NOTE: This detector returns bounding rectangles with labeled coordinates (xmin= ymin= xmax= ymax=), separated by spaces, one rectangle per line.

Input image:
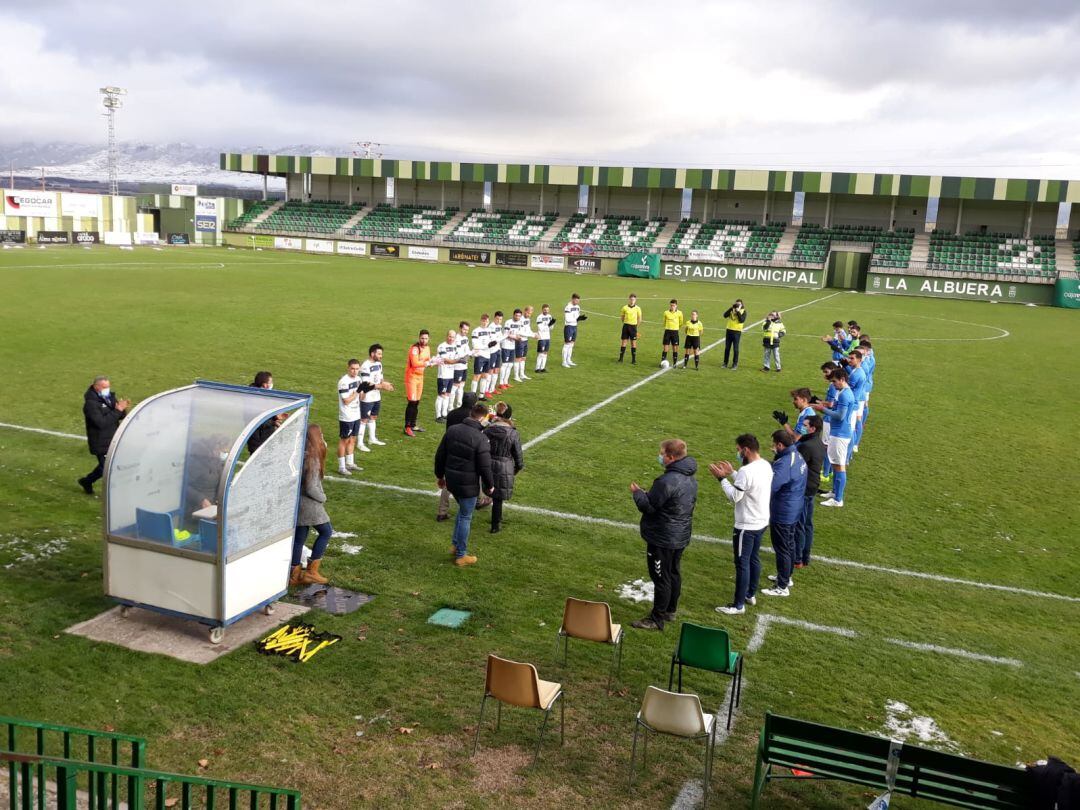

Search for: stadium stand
xmin=344 ymin=203 xmax=458 ymax=241
xmin=1073 ymin=238 xmax=1080 ymax=270
xmin=449 ymin=209 xmax=558 ymax=245
xmin=226 ymin=200 xmax=274 ymax=230
xmin=553 ymin=213 xmax=667 ymax=250
xmin=664 ymin=219 xmax=784 ymax=261
xmin=790 ymin=224 xmax=915 ymax=268
xmin=254 ymin=200 xmax=364 ymax=234
xmin=927 ymin=232 xmax=1057 ymax=278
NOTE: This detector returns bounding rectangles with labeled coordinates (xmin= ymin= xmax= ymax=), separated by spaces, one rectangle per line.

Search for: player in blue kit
xmin=845 ymin=350 xmax=870 ymax=459
xmin=811 ymin=368 xmax=855 ymax=507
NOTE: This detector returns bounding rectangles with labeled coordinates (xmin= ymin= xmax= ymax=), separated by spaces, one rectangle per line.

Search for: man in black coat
xmin=436 ymin=392 xmax=482 ymax=521
xmin=434 ymin=402 xmax=494 ymax=566
xmin=795 ymin=415 xmax=826 ymax=567
xmin=78 ymin=375 xmax=130 ymax=494
xmin=629 ymin=438 xmax=698 ymax=630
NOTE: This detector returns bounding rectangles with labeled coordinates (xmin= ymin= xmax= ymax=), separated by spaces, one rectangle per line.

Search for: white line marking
xmin=884 ymin=639 xmax=1023 ymax=668
xmin=670 ymin=779 xmax=704 ymax=810
xmin=747 ymin=614 xmax=772 ymax=654
xmin=0 ymin=262 xmax=229 ymax=270
xmin=523 ymin=290 xmax=844 ymax=450
xmin=2 ymin=422 xmax=1077 ymax=605
xmin=0 ymin=422 xmax=83 ymax=441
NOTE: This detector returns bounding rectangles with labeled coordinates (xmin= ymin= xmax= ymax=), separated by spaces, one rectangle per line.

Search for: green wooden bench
xmin=752 ymin=712 xmax=1032 ymax=809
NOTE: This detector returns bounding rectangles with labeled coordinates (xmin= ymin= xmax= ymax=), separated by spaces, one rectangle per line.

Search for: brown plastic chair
xmin=555 ymin=597 xmax=624 ymax=691
xmin=472 ymin=654 xmax=564 ymax=765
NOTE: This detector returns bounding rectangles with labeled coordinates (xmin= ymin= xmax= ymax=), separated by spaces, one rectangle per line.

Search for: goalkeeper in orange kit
xmin=404 ymin=329 xmax=432 ymax=437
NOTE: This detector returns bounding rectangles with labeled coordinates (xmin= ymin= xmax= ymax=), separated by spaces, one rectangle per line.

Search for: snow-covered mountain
xmin=0 ymin=142 xmax=346 ymax=191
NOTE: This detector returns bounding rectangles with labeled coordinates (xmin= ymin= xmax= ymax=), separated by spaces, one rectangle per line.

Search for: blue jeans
xmin=795 ymin=494 xmax=815 ymax=565
xmin=770 ymin=521 xmax=797 ymax=589
xmin=292 ymin=522 xmax=332 ymax=566
xmin=763 ymin=346 xmax=781 ymax=369
xmin=731 ymin=527 xmax=765 ymax=608
xmin=452 ymin=495 xmax=477 ymax=557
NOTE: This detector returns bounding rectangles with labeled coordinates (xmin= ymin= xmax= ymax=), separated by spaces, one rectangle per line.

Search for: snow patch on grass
xmin=882 ymin=700 xmax=962 ymax=753
xmin=0 ymin=533 xmax=70 ymax=569
xmin=617 ymin=578 xmax=653 ymax=603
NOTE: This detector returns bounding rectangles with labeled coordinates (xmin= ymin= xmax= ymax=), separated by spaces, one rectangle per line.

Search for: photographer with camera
xmin=722 ymin=299 xmax=747 ymax=369
xmin=761 ymin=310 xmax=786 ymax=373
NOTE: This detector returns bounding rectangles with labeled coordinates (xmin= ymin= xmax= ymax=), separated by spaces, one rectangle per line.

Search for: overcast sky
xmin=2 ymin=0 xmax=1080 ymax=178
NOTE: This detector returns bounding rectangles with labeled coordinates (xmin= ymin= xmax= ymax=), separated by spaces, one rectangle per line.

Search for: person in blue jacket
xmin=761 ymin=431 xmax=807 ymax=596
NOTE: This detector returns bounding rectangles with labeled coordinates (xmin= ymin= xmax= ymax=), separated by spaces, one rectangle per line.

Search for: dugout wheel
xmin=208 ymin=626 xmax=225 ymax=645
xmin=263 ymin=603 xmax=276 ymax=616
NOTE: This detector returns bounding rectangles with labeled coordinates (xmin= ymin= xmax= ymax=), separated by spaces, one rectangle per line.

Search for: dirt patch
xmin=471 ymin=743 xmax=531 ymax=793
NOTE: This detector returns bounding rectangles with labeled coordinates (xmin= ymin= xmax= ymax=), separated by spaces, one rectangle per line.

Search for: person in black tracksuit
xmin=434 ymin=402 xmax=495 ymax=565
xmin=630 ymin=439 xmax=698 ymax=630
xmin=78 ymin=376 xmax=130 ymax=494
xmin=795 ymin=415 xmax=826 ymax=566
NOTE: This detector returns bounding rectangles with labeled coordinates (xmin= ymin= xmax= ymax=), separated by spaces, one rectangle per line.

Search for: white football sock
xmin=367 ymin=421 xmax=377 ymax=443
xmin=470 ymin=379 xmax=479 ymax=393
xmin=346 ymin=453 xmax=354 ymax=466
xmin=338 ymin=455 xmax=347 ymax=471
xmin=454 ymin=386 xmax=464 ymax=407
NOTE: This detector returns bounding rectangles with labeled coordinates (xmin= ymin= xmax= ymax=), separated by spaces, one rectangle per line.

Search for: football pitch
xmin=1 ymin=246 xmax=1077 ymax=808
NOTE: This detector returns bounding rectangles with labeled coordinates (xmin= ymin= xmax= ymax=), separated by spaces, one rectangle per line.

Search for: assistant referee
xmin=661 ymin=299 xmax=685 ymax=366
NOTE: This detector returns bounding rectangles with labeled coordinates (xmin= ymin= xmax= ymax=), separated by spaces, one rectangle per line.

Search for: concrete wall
xmin=831 ymin=194 xmax=892 ymax=227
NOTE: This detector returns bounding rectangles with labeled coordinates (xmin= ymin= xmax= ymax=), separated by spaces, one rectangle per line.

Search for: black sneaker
xmin=659 ymin=611 xmax=677 ymax=623
xmin=489 ymin=524 xmax=501 ymax=534
xmin=78 ymin=477 xmax=93 ymax=495
xmin=435 ymin=416 xmax=446 ymax=423
xmin=631 ymin=616 xmax=663 ymax=631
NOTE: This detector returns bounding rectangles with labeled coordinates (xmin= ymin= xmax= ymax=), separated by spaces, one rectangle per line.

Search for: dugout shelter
xmin=102 ymin=380 xmax=311 ymax=643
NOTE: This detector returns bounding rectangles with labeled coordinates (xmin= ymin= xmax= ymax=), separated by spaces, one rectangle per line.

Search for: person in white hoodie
xmin=709 ymin=433 xmax=773 ymax=615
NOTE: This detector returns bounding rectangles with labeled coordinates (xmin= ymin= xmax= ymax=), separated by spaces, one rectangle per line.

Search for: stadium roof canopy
xmin=220 ymin=153 xmax=1080 ymax=203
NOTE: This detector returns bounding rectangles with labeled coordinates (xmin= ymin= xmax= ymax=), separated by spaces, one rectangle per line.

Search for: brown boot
xmin=302 ymin=559 xmax=329 ymax=585
xmin=289 ymin=565 xmax=304 ymax=588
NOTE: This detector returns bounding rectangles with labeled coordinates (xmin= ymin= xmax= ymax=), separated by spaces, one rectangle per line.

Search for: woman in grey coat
xmin=291 ymin=423 xmax=334 ymax=587
xmin=485 ymin=403 xmax=523 ymax=534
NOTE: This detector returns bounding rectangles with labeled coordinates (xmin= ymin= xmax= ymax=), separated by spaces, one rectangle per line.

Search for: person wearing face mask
xmin=629 ymin=439 xmax=698 ymax=631
xmin=761 ymin=431 xmax=807 ymax=597
xmin=79 ymin=375 xmax=130 ymax=495
xmin=710 ymin=434 xmax=773 ymax=615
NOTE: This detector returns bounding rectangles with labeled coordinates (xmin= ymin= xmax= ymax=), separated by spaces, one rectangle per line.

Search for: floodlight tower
xmin=100 ymin=86 xmax=127 ymax=196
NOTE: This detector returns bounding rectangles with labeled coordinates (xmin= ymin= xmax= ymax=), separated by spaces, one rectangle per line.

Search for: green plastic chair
xmin=668 ymin=622 xmax=743 ymax=729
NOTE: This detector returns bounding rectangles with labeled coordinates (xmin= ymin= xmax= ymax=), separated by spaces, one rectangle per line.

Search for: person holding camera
xmin=79 ymin=375 xmax=130 ymax=495
xmin=722 ymin=299 xmax=747 ymax=369
xmin=761 ymin=310 xmax=786 ymax=372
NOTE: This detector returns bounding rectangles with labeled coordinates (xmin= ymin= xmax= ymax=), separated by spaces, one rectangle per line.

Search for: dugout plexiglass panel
xmin=102 ymin=381 xmax=311 ymax=630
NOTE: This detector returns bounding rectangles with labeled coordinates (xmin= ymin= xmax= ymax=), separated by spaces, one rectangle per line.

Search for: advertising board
xmin=866 ymin=272 xmax=1054 ymax=305
xmin=168 ymin=233 xmax=191 ymax=245
xmin=103 ymin=232 xmax=133 ymax=246
xmin=496 ymin=251 xmax=528 ymax=267
xmin=0 ymin=229 xmax=27 ymax=244
xmin=337 ymin=242 xmax=368 ymax=256
xmin=306 ymin=239 xmax=335 ymax=253
xmin=4 ymin=191 xmax=58 ymax=217
xmin=530 ymin=254 xmax=566 ymax=270
xmin=194 ymin=215 xmax=217 ymax=232
xmin=449 ymin=248 xmax=491 ymax=263
xmin=73 ymin=231 xmax=100 ymax=244
xmin=372 ymin=243 xmax=400 ymax=257
xmin=408 ymin=245 xmax=439 ymax=261
xmin=36 ymin=231 xmax=70 ymax=244
xmin=569 ymin=256 xmax=601 ymax=272
xmin=61 ymin=193 xmax=102 ymax=219
xmin=171 ymin=183 xmax=198 ymax=197
xmin=274 ymin=236 xmax=303 ymax=250
xmin=195 ymin=197 xmax=219 ymax=216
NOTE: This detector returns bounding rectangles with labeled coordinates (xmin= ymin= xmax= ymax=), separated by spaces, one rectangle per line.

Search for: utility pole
xmin=100 ymin=86 xmax=127 ymax=196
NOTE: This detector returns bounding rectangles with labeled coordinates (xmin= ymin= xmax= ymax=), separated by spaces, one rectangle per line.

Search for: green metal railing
xmin=2 ymin=716 xmax=147 ymax=810
xmin=1 ymin=751 xmax=301 ymax=810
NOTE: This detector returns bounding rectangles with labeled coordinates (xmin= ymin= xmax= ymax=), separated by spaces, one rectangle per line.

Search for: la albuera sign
xmin=867 ymin=272 xmax=1054 ymax=305
xmin=662 ymin=262 xmax=823 ymax=288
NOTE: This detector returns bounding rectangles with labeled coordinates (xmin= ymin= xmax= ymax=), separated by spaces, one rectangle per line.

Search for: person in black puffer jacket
xmin=485 ymin=402 xmax=523 ymax=534
xmin=629 ymin=439 xmax=698 ymax=631
xmin=434 ymin=402 xmax=494 ymax=566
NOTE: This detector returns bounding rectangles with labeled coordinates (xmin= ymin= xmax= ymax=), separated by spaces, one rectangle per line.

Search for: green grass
xmin=1 ymin=245 xmax=1078 ymax=808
